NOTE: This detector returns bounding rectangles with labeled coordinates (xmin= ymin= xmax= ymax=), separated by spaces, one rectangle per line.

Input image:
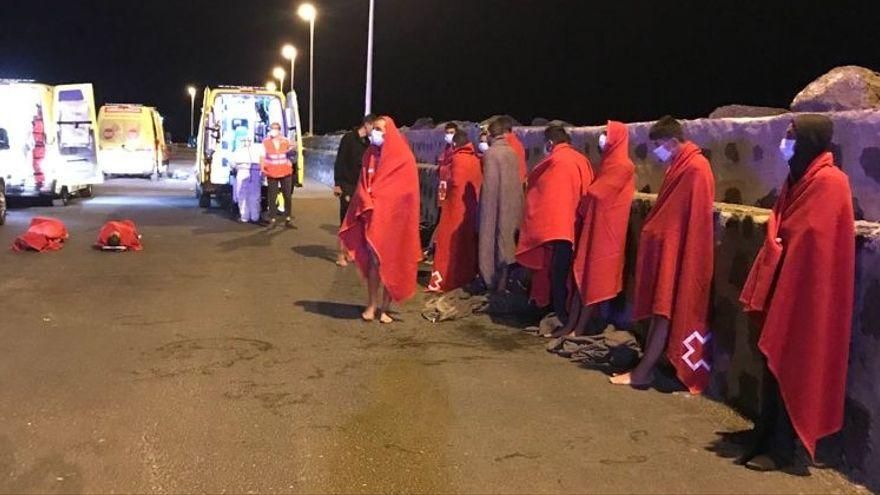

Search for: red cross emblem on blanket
xmin=682 ymin=330 xmax=712 ymax=372
xmin=427 ymin=271 xmax=443 ymax=292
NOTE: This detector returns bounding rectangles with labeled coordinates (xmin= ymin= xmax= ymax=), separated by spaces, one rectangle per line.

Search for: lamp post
xmin=187 ymin=86 xmax=196 ymax=142
xmin=266 ymin=81 xmax=277 ymax=92
xmin=282 ymin=44 xmax=297 ymax=93
xmin=298 ymin=3 xmax=317 ymax=135
xmin=273 ymin=66 xmax=286 ymax=94
xmin=365 ymin=0 xmax=375 ymax=116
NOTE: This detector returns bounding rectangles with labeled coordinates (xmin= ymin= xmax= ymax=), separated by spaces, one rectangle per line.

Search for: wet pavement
xmin=0 ymin=150 xmax=868 ymax=493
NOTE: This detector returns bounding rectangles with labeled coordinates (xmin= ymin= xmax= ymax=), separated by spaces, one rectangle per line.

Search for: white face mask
xmin=478 ymin=142 xmax=490 ymax=153
xmin=652 ymin=143 xmax=673 ymax=163
xmin=598 ymin=133 xmax=608 ymax=152
xmin=444 ymin=133 xmax=454 ymax=145
xmin=270 ymin=129 xmax=280 ymax=138
xmin=545 ymin=142 xmax=554 ymax=155
xmin=370 ymin=129 xmax=385 ymax=147
xmin=779 ymin=138 xmax=796 ymax=163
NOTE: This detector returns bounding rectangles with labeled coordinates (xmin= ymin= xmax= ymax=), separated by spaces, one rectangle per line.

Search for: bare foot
xmin=362 ymin=307 xmax=376 ymax=322
xmin=379 ymin=312 xmax=394 ymax=324
xmin=609 ymin=372 xmax=652 ymax=388
xmin=335 ymin=257 xmax=349 ymax=267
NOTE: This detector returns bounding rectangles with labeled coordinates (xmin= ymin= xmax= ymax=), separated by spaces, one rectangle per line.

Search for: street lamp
xmin=282 ymin=44 xmax=297 ymax=93
xmin=186 ymin=86 xmax=197 ymax=142
xmin=266 ymin=81 xmax=277 ymax=92
xmin=298 ymin=3 xmax=317 ymax=135
xmin=365 ymin=0 xmax=375 ymax=116
xmin=273 ymin=66 xmax=286 ymax=94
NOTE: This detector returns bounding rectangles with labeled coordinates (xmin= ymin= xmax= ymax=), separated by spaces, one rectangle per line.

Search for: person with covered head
xmin=427 ymin=129 xmax=483 ymax=293
xmin=339 ymin=116 xmax=421 ymax=324
xmin=737 ymin=115 xmax=854 ymax=472
xmin=556 ymin=121 xmax=636 ymax=338
xmin=96 ymin=220 xmax=143 ymax=251
xmin=261 ymin=122 xmax=296 ymax=228
xmin=610 ymin=116 xmax=715 ymax=391
xmin=516 ymin=125 xmax=593 ymax=328
xmin=231 ymin=125 xmax=264 ymax=223
xmin=479 ymin=118 xmax=523 ymax=294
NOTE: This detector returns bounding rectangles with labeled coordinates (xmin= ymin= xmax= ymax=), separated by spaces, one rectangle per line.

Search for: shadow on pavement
xmin=292 ymin=244 xmax=337 ymax=262
xmin=295 ymin=300 xmax=363 ymax=320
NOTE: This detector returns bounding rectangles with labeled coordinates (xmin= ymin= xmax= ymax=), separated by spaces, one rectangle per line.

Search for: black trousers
xmin=746 ymin=359 xmax=796 ymax=465
xmin=550 ymin=241 xmax=574 ymax=324
xmin=267 ymin=175 xmax=293 ymax=220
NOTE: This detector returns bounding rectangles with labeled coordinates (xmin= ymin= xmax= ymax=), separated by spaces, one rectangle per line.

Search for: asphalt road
xmin=0 ymin=150 xmax=867 ymax=494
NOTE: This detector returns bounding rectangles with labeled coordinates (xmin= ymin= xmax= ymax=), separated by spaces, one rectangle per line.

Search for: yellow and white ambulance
xmin=0 ymin=80 xmax=102 ymax=205
xmin=98 ymin=104 xmax=169 ymax=178
xmin=195 ymin=86 xmax=304 ymax=208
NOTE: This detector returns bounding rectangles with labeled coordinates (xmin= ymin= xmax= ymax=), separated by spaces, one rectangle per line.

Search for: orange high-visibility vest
xmin=261 ymin=137 xmax=293 ymax=179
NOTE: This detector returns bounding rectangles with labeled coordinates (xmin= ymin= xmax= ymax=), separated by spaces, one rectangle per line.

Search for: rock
xmin=791 ymin=65 xmax=880 ymax=112
xmin=410 ymin=117 xmax=435 ymax=130
xmin=709 ymin=105 xmax=789 ymax=119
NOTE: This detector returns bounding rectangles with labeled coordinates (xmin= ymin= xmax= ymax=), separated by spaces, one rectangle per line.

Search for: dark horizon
xmin=2 ymin=0 xmax=879 ymax=139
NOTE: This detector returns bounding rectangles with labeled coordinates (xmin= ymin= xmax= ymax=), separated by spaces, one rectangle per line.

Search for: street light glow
xmin=266 ymin=81 xmax=277 ymax=91
xmin=297 ymin=3 xmax=317 ymax=21
xmin=273 ymin=67 xmax=286 ymax=80
xmin=187 ymin=86 xmax=196 ymax=97
xmin=282 ymin=44 xmax=297 ymax=60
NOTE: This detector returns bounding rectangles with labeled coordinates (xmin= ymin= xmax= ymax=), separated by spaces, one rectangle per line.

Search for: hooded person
xmin=558 ymin=121 xmax=636 ymax=338
xmin=499 ymin=116 xmax=528 ymax=183
xmin=231 ymin=126 xmax=264 ymax=223
xmin=428 ymin=130 xmax=483 ymax=293
xmin=610 ymin=116 xmax=715 ymax=392
xmin=96 ymin=220 xmax=143 ymax=251
xmin=339 ymin=116 xmax=421 ymax=324
xmin=12 ymin=217 xmax=68 ymax=252
xmin=737 ymin=115 xmax=854 ymax=472
xmin=479 ymin=118 xmax=524 ymax=294
xmin=516 ymin=125 xmax=593 ymax=326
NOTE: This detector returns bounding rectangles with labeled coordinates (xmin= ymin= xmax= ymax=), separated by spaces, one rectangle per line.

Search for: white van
xmin=195 ymin=86 xmax=304 ymax=208
xmin=98 ymin=104 xmax=170 ymax=178
xmin=0 ymin=81 xmax=102 ymax=205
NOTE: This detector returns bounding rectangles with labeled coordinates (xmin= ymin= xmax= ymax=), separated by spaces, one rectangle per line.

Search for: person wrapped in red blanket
xmin=516 ymin=125 xmax=593 ymax=326
xmin=339 ymin=116 xmax=421 ymax=324
xmin=96 ymin=220 xmax=143 ymax=251
xmin=12 ymin=217 xmax=68 ymax=252
xmin=428 ymin=130 xmax=483 ymax=293
xmin=737 ymin=115 xmax=854 ymax=472
xmin=610 ymin=116 xmax=715 ymax=393
xmin=559 ymin=121 xmax=636 ymax=337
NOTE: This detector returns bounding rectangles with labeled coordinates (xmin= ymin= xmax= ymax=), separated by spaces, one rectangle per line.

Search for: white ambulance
xmin=0 ymin=80 xmax=102 ymax=205
xmin=98 ymin=104 xmax=170 ymax=178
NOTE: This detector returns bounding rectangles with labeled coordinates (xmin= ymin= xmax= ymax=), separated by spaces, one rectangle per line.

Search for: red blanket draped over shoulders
xmin=12 ymin=217 xmax=68 ymax=252
xmin=633 ymin=141 xmax=715 ymax=394
xmin=339 ymin=117 xmax=421 ymax=302
xmin=429 ymin=143 xmax=483 ymax=292
xmin=97 ymin=220 xmax=143 ymax=251
xmin=571 ymin=121 xmax=636 ymax=305
xmin=516 ymin=143 xmax=593 ymax=307
xmin=740 ymin=152 xmax=854 ymax=459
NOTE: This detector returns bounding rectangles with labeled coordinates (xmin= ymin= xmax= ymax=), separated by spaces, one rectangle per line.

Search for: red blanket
xmin=571 ymin=121 xmax=636 ymax=305
xmin=429 ymin=144 xmax=483 ymax=292
xmin=740 ymin=152 xmax=854 ymax=459
xmin=506 ymin=133 xmax=528 ymax=183
xmin=12 ymin=217 xmax=68 ymax=252
xmin=97 ymin=220 xmax=143 ymax=251
xmin=437 ymin=146 xmax=454 ymax=207
xmin=516 ymin=143 xmax=593 ymax=307
xmin=339 ymin=117 xmax=421 ymax=302
xmin=633 ymin=141 xmax=715 ymax=394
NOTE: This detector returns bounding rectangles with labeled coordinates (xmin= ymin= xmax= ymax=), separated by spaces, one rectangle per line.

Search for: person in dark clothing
xmin=334 ymin=114 xmax=376 ymax=266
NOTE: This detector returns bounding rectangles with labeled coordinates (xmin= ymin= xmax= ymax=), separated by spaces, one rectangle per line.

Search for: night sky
xmin=2 ymin=0 xmax=879 ymax=139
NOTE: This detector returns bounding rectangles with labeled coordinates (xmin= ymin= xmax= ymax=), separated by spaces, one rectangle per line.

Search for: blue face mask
xmin=652 ymin=143 xmax=673 ymax=163
xmin=370 ymin=129 xmax=385 ymax=147
xmin=444 ymin=133 xmax=454 ymax=145
xmin=779 ymin=138 xmax=796 ymax=163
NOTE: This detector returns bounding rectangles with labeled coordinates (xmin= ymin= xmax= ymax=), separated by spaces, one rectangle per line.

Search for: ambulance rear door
xmin=285 ymin=90 xmax=304 ymax=185
xmin=53 ymin=83 xmax=101 ymax=188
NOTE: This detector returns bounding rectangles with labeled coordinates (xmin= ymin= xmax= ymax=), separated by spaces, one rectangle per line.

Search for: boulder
xmin=791 ymin=65 xmax=880 ymax=112
xmin=709 ymin=105 xmax=789 ymax=119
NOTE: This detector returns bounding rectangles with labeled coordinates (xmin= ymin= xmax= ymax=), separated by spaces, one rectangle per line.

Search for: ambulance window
xmin=0 ymin=128 xmax=8 ymax=150
xmin=267 ymin=98 xmax=284 ymax=129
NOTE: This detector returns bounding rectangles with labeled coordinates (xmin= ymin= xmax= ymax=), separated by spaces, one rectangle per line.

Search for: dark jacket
xmin=334 ymin=129 xmax=370 ymax=195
